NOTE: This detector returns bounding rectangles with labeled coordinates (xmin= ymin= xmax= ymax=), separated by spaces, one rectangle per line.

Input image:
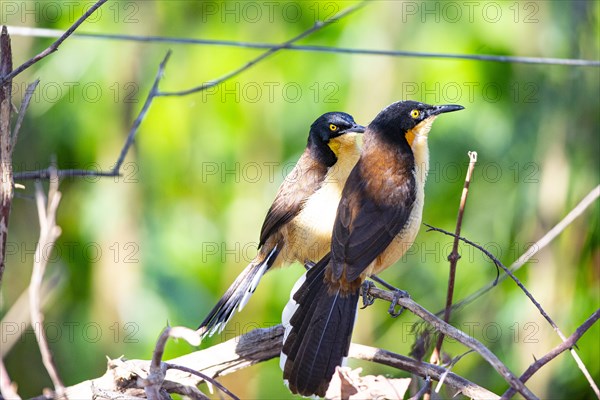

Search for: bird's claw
xmin=360 ymin=280 xmax=376 ymax=309
xmin=388 ymin=289 xmax=410 ymax=318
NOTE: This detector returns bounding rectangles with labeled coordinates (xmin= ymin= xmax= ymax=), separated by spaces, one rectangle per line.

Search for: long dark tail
xmin=280 ymin=253 xmax=359 ymax=397
xmin=198 ymin=246 xmax=280 ymax=338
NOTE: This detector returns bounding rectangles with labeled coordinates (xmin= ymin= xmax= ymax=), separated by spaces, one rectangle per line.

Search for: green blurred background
xmin=1 ymin=1 xmax=598 ymax=398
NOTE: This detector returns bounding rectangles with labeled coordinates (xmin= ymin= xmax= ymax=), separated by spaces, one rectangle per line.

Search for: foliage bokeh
xmin=1 ymin=1 xmax=599 ymax=398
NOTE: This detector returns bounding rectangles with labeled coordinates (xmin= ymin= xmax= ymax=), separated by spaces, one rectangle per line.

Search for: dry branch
xmin=33 ymin=288 xmax=533 ymax=399
xmin=367 ymin=287 xmax=536 ymax=399
xmin=30 ymin=175 xmax=65 ymax=397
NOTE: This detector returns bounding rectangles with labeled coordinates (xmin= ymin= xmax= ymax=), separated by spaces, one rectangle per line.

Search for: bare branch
xmin=367 ymin=287 xmax=537 ymax=399
xmin=502 ymin=309 xmax=600 ymax=399
xmin=13 ymin=51 xmax=172 ymax=181
xmin=30 ymin=173 xmax=64 ymax=397
xmin=0 ymin=0 xmax=108 ymax=85
xmin=349 ymin=344 xmax=497 ymax=399
xmin=157 ymin=1 xmax=367 ymax=97
xmin=425 ymin=223 xmax=600 ymax=398
xmin=7 ymin=25 xmax=600 ymax=67
xmin=431 ymin=151 xmax=478 ymax=365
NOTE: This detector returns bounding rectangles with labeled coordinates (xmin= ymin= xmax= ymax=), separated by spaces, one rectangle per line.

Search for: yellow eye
xmin=329 ymin=124 xmax=339 ymax=132
xmin=410 ymin=109 xmax=420 ymax=119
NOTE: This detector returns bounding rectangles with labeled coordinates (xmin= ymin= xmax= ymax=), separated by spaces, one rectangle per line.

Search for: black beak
xmin=428 ymin=104 xmax=465 ymax=117
xmin=342 ymin=123 xmax=366 ymax=134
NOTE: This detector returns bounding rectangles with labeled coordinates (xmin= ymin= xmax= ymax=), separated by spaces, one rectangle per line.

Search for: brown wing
xmin=259 ymin=151 xmax=327 ymax=247
xmin=330 ymin=159 xmax=416 ymax=282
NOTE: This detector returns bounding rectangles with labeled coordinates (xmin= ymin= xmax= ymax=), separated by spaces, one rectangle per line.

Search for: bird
xmin=198 ymin=112 xmax=366 ymax=338
xmin=280 ymin=100 xmax=464 ymax=397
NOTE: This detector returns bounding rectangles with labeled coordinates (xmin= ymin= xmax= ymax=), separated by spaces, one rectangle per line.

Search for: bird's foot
xmin=360 ymin=280 xmax=376 ymax=309
xmin=369 ymin=275 xmax=409 ymax=318
xmin=387 ymin=288 xmax=410 ymax=318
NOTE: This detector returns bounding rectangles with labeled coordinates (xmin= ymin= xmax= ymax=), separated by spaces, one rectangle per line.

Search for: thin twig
xmin=11 ymin=79 xmax=39 ymax=152
xmin=157 ymin=1 xmax=367 ymax=97
xmin=30 ymin=172 xmax=65 ymax=397
xmin=431 ymin=151 xmax=477 ymax=365
xmin=6 ymin=26 xmax=600 ymax=67
xmin=502 ymin=308 xmax=600 ymax=398
xmin=425 ymin=223 xmax=600 ymax=398
xmin=0 ymin=0 xmax=108 ymax=85
xmin=13 ymin=51 xmax=171 ymax=181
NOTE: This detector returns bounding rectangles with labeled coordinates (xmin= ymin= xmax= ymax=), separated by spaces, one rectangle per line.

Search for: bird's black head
xmin=369 ymin=100 xmax=464 ymax=146
xmin=309 ymin=112 xmax=365 ymax=144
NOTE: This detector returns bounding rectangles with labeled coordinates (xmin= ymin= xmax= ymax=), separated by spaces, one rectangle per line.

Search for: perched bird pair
xmin=198 ymin=101 xmax=464 ymax=397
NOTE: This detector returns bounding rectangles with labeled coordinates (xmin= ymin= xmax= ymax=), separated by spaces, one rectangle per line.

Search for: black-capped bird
xmin=198 ymin=112 xmax=365 ymax=338
xmin=280 ymin=100 xmax=464 ymax=397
